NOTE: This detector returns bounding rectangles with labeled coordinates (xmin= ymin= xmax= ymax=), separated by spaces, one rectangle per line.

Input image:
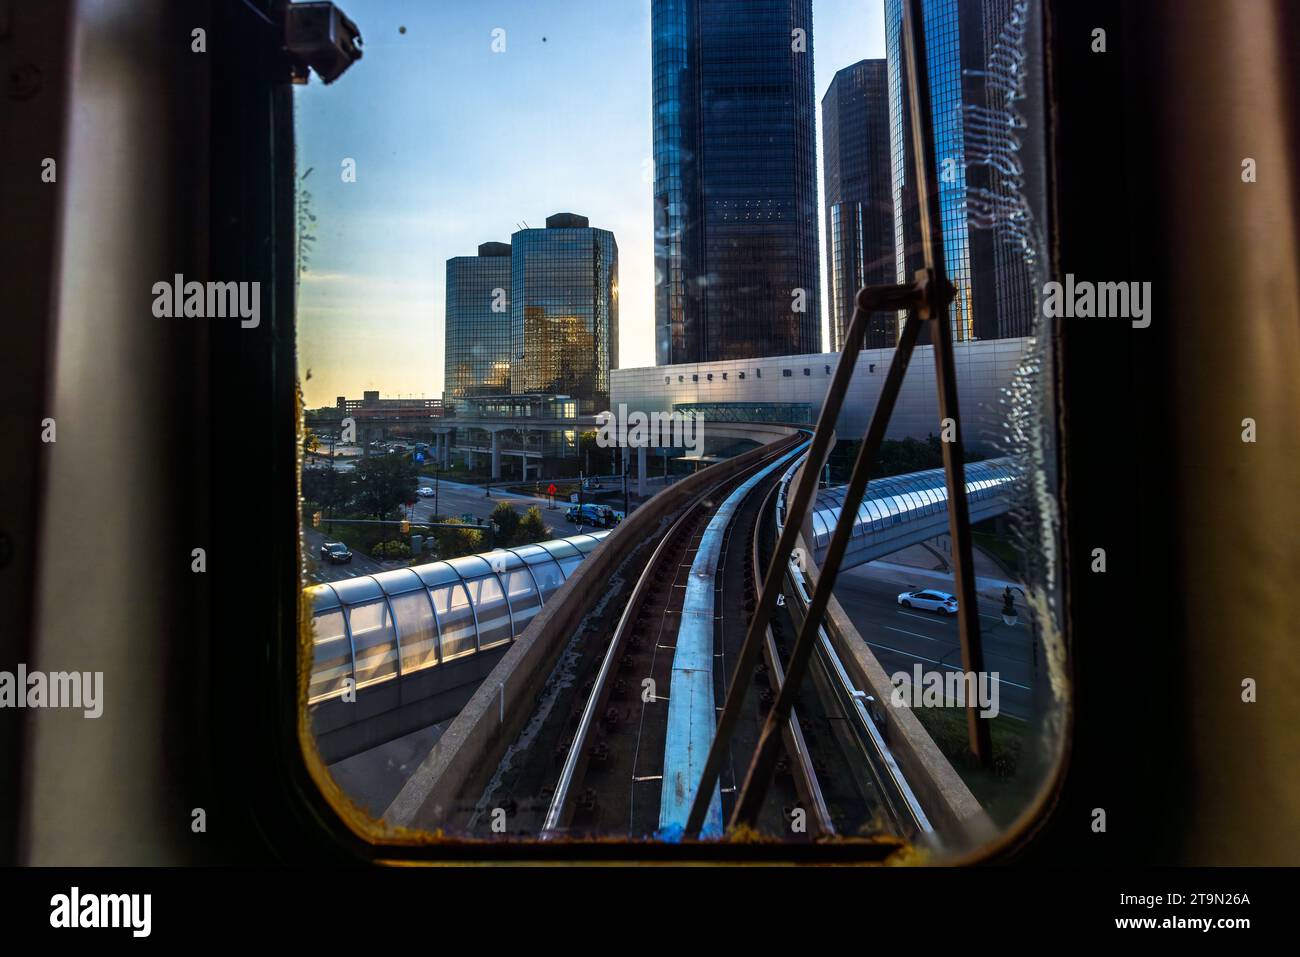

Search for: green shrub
xmin=370 ymin=540 xmax=411 ymax=559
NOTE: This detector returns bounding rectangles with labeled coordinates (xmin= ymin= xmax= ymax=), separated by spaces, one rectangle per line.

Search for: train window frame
xmin=272 ymin=0 xmax=1076 ymax=865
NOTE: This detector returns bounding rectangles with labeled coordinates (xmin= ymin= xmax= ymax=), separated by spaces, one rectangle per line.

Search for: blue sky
xmin=296 ymin=0 xmax=886 ymax=408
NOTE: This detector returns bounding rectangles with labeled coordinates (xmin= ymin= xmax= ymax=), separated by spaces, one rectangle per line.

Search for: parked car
xmin=582 ymin=477 xmax=602 ymax=490
xmin=320 ymin=541 xmax=353 ymax=564
xmin=416 ymin=486 xmax=435 ymax=497
xmin=897 ymin=589 xmax=957 ymax=615
xmin=565 ymin=503 xmax=623 ymax=528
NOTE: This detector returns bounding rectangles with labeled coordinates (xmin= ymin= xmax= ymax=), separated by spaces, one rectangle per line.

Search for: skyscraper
xmin=884 ymin=0 xmax=1040 ymax=344
xmin=510 ymin=213 xmax=618 ymax=414
xmin=653 ymin=0 xmax=821 ymax=365
xmin=444 ymin=242 xmax=512 ymax=404
xmin=885 ymin=0 xmax=978 ymax=345
xmin=822 ymin=59 xmax=895 ymax=352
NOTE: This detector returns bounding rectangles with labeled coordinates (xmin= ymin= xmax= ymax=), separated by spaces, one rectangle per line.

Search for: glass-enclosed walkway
xmin=308 ymin=531 xmax=611 ymax=703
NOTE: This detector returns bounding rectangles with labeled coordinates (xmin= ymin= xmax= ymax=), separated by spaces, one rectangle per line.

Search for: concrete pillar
xmin=467 ymin=449 xmax=477 ymax=470
xmin=637 ymin=444 xmax=647 ymax=497
xmin=491 ymin=430 xmax=501 ymax=480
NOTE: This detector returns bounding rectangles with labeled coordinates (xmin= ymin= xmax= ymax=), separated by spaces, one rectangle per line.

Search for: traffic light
xmin=312 ymin=511 xmax=322 ymax=528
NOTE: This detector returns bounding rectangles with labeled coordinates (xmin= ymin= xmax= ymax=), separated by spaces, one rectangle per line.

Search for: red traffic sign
xmin=547 ymin=483 xmax=557 ymax=495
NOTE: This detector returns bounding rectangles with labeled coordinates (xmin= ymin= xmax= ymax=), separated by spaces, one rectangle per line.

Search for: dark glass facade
xmin=652 ymin=0 xmax=821 ymax=365
xmin=885 ymin=0 xmax=1042 ymax=344
xmin=822 ymin=59 xmax=895 ymax=352
xmin=510 ymin=213 xmax=618 ymax=414
xmin=886 ymin=0 xmax=977 ymax=345
xmin=975 ymin=0 xmax=1040 ymax=339
xmin=443 ymin=242 xmax=512 ymax=403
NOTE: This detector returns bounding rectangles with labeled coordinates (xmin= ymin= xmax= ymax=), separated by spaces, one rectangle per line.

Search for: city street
xmin=410 ymin=476 xmax=560 ymax=527
xmin=833 ymin=557 xmax=1037 ymax=719
xmin=301 ymin=527 xmax=392 ymax=585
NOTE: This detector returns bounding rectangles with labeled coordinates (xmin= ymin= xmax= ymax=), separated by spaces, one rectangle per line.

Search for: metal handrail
xmin=775 ymin=457 xmax=932 ymax=838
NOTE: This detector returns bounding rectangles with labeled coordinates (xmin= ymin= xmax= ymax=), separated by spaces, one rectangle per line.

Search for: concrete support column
xmin=490 ymin=430 xmax=501 ymax=480
xmin=467 ymin=449 xmax=477 ymax=470
xmin=637 ymin=444 xmax=647 ymax=498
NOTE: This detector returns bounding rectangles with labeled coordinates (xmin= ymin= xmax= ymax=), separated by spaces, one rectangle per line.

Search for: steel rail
xmin=727 ymin=316 xmax=927 ymax=828
xmin=722 ymin=0 xmax=992 ymax=831
xmin=541 ymin=437 xmax=800 ymax=836
xmin=682 ymin=288 xmax=924 ymax=837
xmin=750 ymin=481 xmax=836 ymax=838
xmin=774 ymin=459 xmax=932 ymax=838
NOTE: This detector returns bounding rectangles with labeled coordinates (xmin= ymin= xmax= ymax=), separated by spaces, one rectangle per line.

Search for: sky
xmin=296 ymin=0 xmax=887 ymax=409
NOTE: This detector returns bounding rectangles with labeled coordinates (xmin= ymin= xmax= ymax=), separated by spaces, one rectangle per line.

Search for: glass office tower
xmin=443 ymin=242 xmax=512 ymax=404
xmin=886 ymin=0 xmax=977 ymax=345
xmin=822 ymin=59 xmax=895 ymax=352
xmin=652 ymin=0 xmax=821 ymax=365
xmin=885 ymin=0 xmax=1041 ymax=343
xmin=510 ymin=213 xmax=618 ymax=414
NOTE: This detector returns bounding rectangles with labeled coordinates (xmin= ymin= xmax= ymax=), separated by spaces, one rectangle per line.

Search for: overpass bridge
xmin=803 ymin=457 xmax=1017 ymax=572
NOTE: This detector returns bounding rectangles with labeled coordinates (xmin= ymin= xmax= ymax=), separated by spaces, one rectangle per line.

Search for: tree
xmin=432 ymin=518 xmax=483 ymax=561
xmin=515 ymin=506 xmax=551 ymax=545
xmin=354 ymin=453 xmax=418 ymax=519
xmin=301 ymin=465 xmax=346 ymax=510
xmin=296 ymin=167 xmax=317 ymax=285
xmin=490 ymin=501 xmax=522 ymax=546
xmin=303 ymin=427 xmax=320 ymax=456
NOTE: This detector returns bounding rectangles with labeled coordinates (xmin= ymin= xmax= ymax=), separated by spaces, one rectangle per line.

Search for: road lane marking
xmin=900 ymin=607 xmax=1004 ymax=624
xmin=864 ymin=640 xmax=1033 ymax=691
xmin=897 ymin=610 xmax=948 ymax=625
xmin=883 ymin=625 xmax=944 ymax=643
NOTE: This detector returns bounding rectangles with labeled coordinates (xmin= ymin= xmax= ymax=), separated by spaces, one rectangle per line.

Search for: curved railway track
xmin=474 ymin=434 xmax=927 ymax=843
xmin=542 ymin=444 xmax=794 ymax=837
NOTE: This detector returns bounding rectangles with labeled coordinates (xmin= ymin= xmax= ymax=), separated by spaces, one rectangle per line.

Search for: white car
xmin=416 ymin=486 xmax=434 ymax=497
xmin=897 ymin=589 xmax=958 ymax=615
